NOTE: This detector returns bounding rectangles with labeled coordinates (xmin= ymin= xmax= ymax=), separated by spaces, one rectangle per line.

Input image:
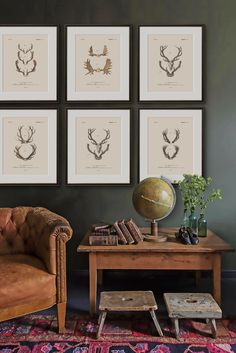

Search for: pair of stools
xmin=97 ymin=291 xmax=222 ymax=339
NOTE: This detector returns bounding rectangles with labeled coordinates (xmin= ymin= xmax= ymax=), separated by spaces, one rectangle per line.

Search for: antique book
xmin=113 ymin=221 xmax=127 ymax=245
xmin=89 ymin=235 xmax=118 ymax=246
xmin=91 ymin=223 xmax=111 ymax=231
xmin=125 ymin=218 xmax=143 ymax=243
xmin=118 ymin=220 xmax=135 ymax=244
xmin=90 ymin=229 xmax=111 ymax=236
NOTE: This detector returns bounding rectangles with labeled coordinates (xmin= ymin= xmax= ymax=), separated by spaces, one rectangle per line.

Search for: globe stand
xmin=143 ymin=220 xmax=168 ymax=243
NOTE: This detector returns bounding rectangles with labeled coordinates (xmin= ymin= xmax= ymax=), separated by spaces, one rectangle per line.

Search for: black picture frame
xmin=138 ymin=25 xmax=204 ymax=103
xmin=0 ymin=24 xmax=59 ymax=103
xmin=65 ymin=25 xmax=131 ymax=103
xmin=66 ymin=107 xmax=132 ymax=185
xmin=0 ymin=107 xmax=59 ymax=185
xmin=138 ymin=108 xmax=203 ymax=184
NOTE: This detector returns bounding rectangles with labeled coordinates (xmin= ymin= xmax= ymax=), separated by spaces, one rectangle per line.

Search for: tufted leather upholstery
xmin=0 ymin=207 xmax=73 ymax=332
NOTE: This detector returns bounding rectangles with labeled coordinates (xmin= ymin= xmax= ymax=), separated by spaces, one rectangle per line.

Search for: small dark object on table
xmin=176 ymin=226 xmax=199 ymax=245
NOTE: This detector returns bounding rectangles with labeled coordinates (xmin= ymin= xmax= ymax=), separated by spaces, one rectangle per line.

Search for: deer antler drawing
xmin=159 ymin=46 xmax=182 ymax=77
xmin=16 ymin=125 xmax=36 ymax=144
xmin=103 ymin=59 xmax=112 ymax=75
xmin=162 ymin=129 xmax=180 ymax=160
xmin=14 ymin=126 xmax=37 ymax=161
xmin=89 ymin=45 xmax=108 ymax=57
xmin=84 ymin=59 xmax=95 ymax=75
xmin=15 ymin=43 xmax=37 ymax=77
xmin=14 ymin=144 xmax=36 ymax=161
xmin=84 ymin=58 xmax=112 ymax=75
xmin=87 ymin=128 xmax=110 ymax=160
xmin=162 ymin=129 xmax=180 ymax=144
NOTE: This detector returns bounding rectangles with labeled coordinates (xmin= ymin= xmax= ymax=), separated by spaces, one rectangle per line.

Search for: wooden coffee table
xmin=77 ymin=227 xmax=234 ymax=315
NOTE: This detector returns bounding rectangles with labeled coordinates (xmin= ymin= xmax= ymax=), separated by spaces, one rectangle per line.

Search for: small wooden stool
xmin=164 ymin=293 xmax=222 ymax=339
xmin=97 ymin=291 xmax=163 ymax=338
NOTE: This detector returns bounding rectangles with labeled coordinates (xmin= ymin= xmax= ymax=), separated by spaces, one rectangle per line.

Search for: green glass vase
xmin=189 ymin=211 xmax=197 ymax=232
xmin=181 ymin=210 xmax=189 ymax=227
xmin=198 ymin=213 xmax=207 ymax=237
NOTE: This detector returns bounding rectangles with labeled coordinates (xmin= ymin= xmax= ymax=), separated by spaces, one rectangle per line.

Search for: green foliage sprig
xmin=178 ymin=174 xmax=222 ymax=214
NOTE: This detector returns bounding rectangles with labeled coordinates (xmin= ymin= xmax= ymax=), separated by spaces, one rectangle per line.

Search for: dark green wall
xmin=0 ymin=0 xmax=235 ymax=270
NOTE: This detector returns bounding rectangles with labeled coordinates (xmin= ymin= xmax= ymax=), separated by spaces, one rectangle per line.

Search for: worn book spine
xmin=91 ymin=228 xmax=111 ymax=235
xmin=118 ymin=220 xmax=135 ymax=244
xmin=125 ymin=218 xmax=143 ymax=243
xmin=113 ymin=221 xmax=127 ymax=245
xmin=89 ymin=235 xmax=118 ymax=246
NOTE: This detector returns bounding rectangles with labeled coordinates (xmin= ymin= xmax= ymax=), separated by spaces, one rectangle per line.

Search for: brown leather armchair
xmin=0 ymin=207 xmax=73 ymax=333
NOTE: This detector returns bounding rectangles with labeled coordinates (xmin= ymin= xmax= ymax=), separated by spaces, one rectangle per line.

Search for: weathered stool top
xmin=99 ymin=291 xmax=158 ymax=311
xmin=164 ymin=293 xmax=222 ymax=319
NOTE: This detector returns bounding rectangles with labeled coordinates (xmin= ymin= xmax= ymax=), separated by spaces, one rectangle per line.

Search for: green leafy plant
xmin=198 ymin=177 xmax=222 ymax=214
xmin=178 ymin=174 xmax=222 ymax=215
xmin=178 ymin=174 xmax=202 ymax=213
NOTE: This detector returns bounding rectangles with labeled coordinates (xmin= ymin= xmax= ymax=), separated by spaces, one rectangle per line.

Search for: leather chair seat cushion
xmin=0 ymin=254 xmax=56 ymax=308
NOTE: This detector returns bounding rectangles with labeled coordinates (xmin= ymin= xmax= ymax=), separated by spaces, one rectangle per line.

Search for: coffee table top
xmin=77 ymin=227 xmax=234 ymax=253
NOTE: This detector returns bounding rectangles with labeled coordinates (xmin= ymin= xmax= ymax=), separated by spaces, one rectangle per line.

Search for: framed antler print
xmin=139 ymin=26 xmax=203 ymax=101
xmin=139 ymin=109 xmax=202 ymax=182
xmin=0 ymin=26 xmax=57 ymax=101
xmin=66 ymin=26 xmax=130 ymax=101
xmin=67 ymin=109 xmax=130 ymax=184
xmin=0 ymin=109 xmax=57 ymax=184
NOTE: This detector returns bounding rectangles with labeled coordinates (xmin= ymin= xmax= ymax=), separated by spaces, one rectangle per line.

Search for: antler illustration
xmin=84 ymin=58 xmax=112 ymax=75
xmin=84 ymin=59 xmax=94 ymax=75
xmin=162 ymin=128 xmax=180 ymax=160
xmin=15 ymin=43 xmax=37 ymax=76
xmin=16 ymin=126 xmax=36 ymax=144
xmin=163 ymin=145 xmax=179 ymax=160
xmin=162 ymin=129 xmax=180 ymax=144
xmin=87 ymin=129 xmax=110 ymax=160
xmin=102 ymin=59 xmax=112 ymax=75
xmin=88 ymin=45 xmax=108 ymax=57
xmin=159 ymin=45 xmax=182 ymax=77
xmin=14 ymin=144 xmax=37 ymax=161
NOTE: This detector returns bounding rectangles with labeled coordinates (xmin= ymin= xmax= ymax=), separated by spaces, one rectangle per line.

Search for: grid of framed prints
xmin=0 ymin=24 xmax=204 ymax=185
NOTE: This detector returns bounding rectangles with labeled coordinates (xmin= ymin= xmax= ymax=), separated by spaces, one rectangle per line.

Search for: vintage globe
xmin=132 ymin=177 xmax=176 ymax=221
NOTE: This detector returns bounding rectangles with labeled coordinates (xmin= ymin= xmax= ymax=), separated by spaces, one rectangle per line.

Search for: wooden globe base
xmin=143 ymin=221 xmax=168 ymax=243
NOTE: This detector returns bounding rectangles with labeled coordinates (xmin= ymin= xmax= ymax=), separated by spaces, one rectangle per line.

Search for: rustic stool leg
xmin=150 ymin=309 xmax=163 ymax=336
xmin=210 ymin=319 xmax=217 ymax=338
xmin=97 ymin=311 xmax=107 ymax=339
xmin=173 ymin=319 xmax=180 ymax=340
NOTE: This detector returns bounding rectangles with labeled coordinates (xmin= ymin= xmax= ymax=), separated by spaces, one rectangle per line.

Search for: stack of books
xmin=89 ymin=219 xmax=143 ymax=246
xmin=89 ymin=223 xmax=118 ymax=245
xmin=113 ymin=218 xmax=143 ymax=245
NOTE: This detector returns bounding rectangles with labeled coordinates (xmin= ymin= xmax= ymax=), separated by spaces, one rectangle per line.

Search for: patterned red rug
xmin=0 ymin=314 xmax=236 ymax=352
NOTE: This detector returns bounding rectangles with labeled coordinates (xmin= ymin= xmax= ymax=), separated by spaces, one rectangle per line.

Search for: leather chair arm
xmin=26 ymin=207 xmax=73 ymax=274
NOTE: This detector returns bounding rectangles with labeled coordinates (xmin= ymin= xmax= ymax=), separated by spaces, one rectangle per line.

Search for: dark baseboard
xmin=69 ymin=269 xmax=236 ymax=280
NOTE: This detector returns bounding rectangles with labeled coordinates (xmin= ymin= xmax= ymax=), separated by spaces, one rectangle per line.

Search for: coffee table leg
xmin=173 ymin=319 xmax=180 ymax=340
xmin=89 ymin=253 xmax=97 ymax=316
xmin=97 ymin=311 xmax=107 ymax=339
xmin=213 ymin=254 xmax=221 ymax=305
xmin=210 ymin=319 xmax=217 ymax=338
xmin=150 ymin=309 xmax=163 ymax=336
